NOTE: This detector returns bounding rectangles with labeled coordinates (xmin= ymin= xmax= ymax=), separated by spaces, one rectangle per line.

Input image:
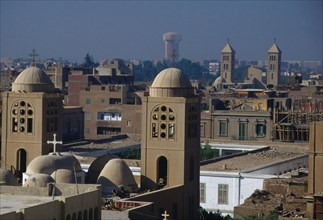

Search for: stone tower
xmin=266 ymin=42 xmax=282 ymax=86
xmin=1 ymin=66 xmax=63 ymax=179
xmin=220 ymin=42 xmax=235 ymax=83
xmin=307 ymin=121 xmax=323 ymax=219
xmin=141 ymin=68 xmax=200 ymax=220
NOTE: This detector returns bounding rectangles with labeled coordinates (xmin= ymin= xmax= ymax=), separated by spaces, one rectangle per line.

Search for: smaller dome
xmin=51 ymin=169 xmax=75 ymax=184
xmin=23 ymin=174 xmax=54 ymax=187
xmin=0 ymin=169 xmax=18 ymax=186
xmin=12 ymin=66 xmax=54 ymax=93
xmin=26 ymin=153 xmax=82 ymax=175
xmin=150 ymin=68 xmax=194 ymax=97
xmin=97 ymin=158 xmax=138 ymax=195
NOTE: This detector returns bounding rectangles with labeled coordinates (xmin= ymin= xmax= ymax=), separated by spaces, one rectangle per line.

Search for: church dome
xmin=26 ymin=153 xmax=82 ymax=175
xmin=0 ymin=169 xmax=18 ymax=186
xmin=23 ymin=173 xmax=54 ymax=187
xmin=51 ymin=169 xmax=75 ymax=184
xmin=150 ymin=68 xmax=194 ymax=97
xmin=97 ymin=158 xmax=138 ymax=194
xmin=12 ymin=66 xmax=54 ymax=93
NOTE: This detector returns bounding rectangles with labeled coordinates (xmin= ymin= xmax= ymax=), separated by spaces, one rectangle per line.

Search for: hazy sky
xmin=1 ymin=0 xmax=322 ymax=62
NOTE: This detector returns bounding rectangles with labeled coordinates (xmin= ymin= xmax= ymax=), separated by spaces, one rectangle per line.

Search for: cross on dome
xmin=47 ymin=133 xmax=63 ymax=154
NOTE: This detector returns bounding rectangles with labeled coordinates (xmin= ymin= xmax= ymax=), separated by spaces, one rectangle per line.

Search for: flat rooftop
xmin=0 ymin=194 xmax=56 ymax=215
xmin=200 ymin=146 xmax=307 ymax=172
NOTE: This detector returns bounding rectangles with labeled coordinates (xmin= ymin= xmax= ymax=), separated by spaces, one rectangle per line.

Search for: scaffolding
xmin=273 ymin=111 xmax=323 ymax=142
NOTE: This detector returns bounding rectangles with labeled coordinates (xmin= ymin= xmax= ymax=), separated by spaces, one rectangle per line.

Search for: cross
xmin=29 ymin=49 xmax=39 ymax=66
xmin=161 ymin=210 xmax=170 ymax=220
xmin=47 ymin=133 xmax=63 ymax=154
xmin=274 ymin=37 xmax=277 ymax=43
xmin=227 ymin=37 xmax=230 ymax=44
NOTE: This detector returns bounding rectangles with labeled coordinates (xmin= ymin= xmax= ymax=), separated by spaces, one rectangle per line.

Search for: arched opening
xmin=77 ymin=211 xmax=82 ymax=220
xmin=16 ymin=149 xmax=27 ymax=179
xmin=83 ymin=210 xmax=88 ymax=220
xmin=72 ymin=213 xmax=76 ymax=220
xmin=157 ymin=156 xmax=168 ymax=186
xmin=94 ymin=207 xmax=99 ymax=220
xmin=66 ymin=214 xmax=71 ymax=220
xmin=89 ymin=208 xmax=93 ymax=220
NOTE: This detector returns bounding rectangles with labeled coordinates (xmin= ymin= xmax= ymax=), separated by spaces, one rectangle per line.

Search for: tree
xmin=83 ymin=53 xmax=98 ymax=68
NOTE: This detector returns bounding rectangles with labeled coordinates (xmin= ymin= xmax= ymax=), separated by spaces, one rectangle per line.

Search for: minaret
xmin=141 ymin=68 xmax=200 ymax=220
xmin=266 ymin=40 xmax=282 ymax=86
xmin=220 ymin=40 xmax=235 ymax=83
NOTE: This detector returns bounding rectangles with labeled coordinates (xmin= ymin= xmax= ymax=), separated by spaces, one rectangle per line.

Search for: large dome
xmin=12 ymin=66 xmax=54 ymax=93
xmin=26 ymin=153 xmax=82 ymax=175
xmin=97 ymin=158 xmax=138 ymax=195
xmin=150 ymin=68 xmax=194 ymax=97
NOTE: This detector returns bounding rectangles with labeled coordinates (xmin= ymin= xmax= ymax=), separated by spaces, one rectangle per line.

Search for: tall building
xmin=163 ymin=32 xmax=181 ymax=63
xmin=220 ymin=42 xmax=235 ymax=83
xmin=140 ymin=68 xmax=200 ymax=219
xmin=266 ymin=41 xmax=282 ymax=86
xmin=1 ymin=66 xmax=63 ymax=179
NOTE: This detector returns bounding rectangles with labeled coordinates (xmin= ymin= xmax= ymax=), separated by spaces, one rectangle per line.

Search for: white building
xmin=199 ymin=146 xmax=307 ymax=216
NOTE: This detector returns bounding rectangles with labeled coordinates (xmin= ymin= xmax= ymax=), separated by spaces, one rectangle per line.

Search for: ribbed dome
xmin=26 ymin=153 xmax=82 ymax=175
xmin=150 ymin=68 xmax=194 ymax=97
xmin=12 ymin=66 xmax=54 ymax=93
xmin=97 ymin=158 xmax=138 ymax=194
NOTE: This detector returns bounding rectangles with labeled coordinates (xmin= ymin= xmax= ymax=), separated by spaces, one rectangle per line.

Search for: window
xmin=100 ymin=98 xmax=105 ymax=104
xmin=127 ymin=120 xmax=132 ymax=126
xmin=151 ymin=105 xmax=176 ymax=140
xmin=11 ymin=100 xmax=34 ymax=134
xmin=218 ymin=184 xmax=228 ymax=204
xmin=239 ymin=122 xmax=247 ymax=140
xmin=200 ymin=123 xmax=205 ymax=138
xmin=256 ymin=123 xmax=266 ymax=137
xmin=97 ymin=112 xmax=122 ymax=121
xmin=200 ymin=183 xmax=206 ymax=203
xmin=219 ymin=121 xmax=228 ymax=137
xmin=85 ymin=112 xmax=91 ymax=120
xmin=85 ymin=98 xmax=91 ymax=105
xmin=47 ymin=102 xmax=59 ymax=132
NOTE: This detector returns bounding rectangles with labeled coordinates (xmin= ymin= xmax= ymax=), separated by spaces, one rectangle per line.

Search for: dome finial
xmin=29 ymin=49 xmax=39 ymax=67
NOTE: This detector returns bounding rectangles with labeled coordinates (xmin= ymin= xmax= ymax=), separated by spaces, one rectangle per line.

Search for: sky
xmin=0 ymin=0 xmax=322 ymax=63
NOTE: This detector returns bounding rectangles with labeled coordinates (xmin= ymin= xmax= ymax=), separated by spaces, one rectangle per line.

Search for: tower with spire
xmin=220 ymin=40 xmax=235 ymax=83
xmin=266 ymin=40 xmax=282 ymax=86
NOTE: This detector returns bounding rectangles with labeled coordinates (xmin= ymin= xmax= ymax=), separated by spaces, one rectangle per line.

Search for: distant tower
xmin=220 ymin=40 xmax=235 ymax=83
xmin=266 ymin=40 xmax=282 ymax=86
xmin=163 ymin=32 xmax=181 ymax=63
xmin=141 ymin=68 xmax=200 ymax=220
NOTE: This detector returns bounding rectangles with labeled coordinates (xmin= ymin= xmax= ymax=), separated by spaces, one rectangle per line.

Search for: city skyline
xmin=0 ymin=1 xmax=322 ymax=63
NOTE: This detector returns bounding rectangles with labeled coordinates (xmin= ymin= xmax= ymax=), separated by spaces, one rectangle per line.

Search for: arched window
xmin=17 ymin=148 xmax=27 ymax=173
xmin=151 ymin=105 xmax=176 ymax=140
xmin=66 ymin=214 xmax=71 ymax=220
xmin=47 ymin=102 xmax=59 ymax=132
xmin=157 ymin=156 xmax=168 ymax=186
xmin=72 ymin=213 xmax=76 ymax=220
xmin=77 ymin=211 xmax=82 ymax=220
xmin=188 ymin=106 xmax=198 ymax=138
xmin=11 ymin=100 xmax=34 ymax=134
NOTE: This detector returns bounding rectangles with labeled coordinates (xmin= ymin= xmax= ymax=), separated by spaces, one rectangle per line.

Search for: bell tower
xmin=1 ymin=65 xmax=63 ymax=179
xmin=266 ymin=40 xmax=282 ymax=86
xmin=220 ymin=40 xmax=235 ymax=83
xmin=141 ymin=68 xmax=200 ymax=220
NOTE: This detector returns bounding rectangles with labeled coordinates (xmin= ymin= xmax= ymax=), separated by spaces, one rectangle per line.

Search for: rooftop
xmin=200 ymin=146 xmax=307 ymax=172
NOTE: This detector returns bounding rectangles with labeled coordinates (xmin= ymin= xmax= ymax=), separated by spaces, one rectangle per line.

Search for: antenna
xmin=29 ymin=49 xmax=39 ymax=66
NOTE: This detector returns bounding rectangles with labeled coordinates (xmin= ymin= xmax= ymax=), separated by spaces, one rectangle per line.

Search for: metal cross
xmin=161 ymin=210 xmax=170 ymax=220
xmin=29 ymin=49 xmax=39 ymax=66
xmin=47 ymin=133 xmax=63 ymax=153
